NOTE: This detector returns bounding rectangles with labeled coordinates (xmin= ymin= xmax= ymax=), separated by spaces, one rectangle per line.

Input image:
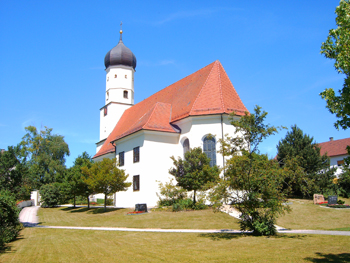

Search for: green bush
xmin=337 ymin=199 xmax=345 ymax=205
xmin=40 ymin=183 xmax=62 ymax=207
xmin=0 ymin=190 xmax=21 ymax=248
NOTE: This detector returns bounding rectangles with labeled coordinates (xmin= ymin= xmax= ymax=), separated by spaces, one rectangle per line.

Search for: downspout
xmin=110 ymin=140 xmax=117 ymax=207
xmin=221 ymin=114 xmax=225 ymax=178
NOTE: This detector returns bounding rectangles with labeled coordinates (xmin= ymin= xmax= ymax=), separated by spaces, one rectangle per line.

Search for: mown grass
xmin=38 ymin=206 xmax=241 ymax=230
xmin=1 ymin=228 xmax=350 ymax=262
xmin=277 ymin=198 xmax=350 ymax=230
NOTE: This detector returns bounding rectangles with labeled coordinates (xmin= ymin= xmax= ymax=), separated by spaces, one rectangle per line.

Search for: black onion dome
xmin=104 ymin=38 xmax=137 ymax=70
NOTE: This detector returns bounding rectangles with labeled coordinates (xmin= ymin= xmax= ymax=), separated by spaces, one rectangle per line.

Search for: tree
xmin=0 ymin=146 xmax=30 ymax=200
xmin=276 ymin=125 xmax=332 ymax=196
xmin=40 ymin=183 xmax=62 ymax=207
xmin=63 ymin=152 xmax=94 ymax=208
xmin=0 ymin=190 xmax=21 ymax=248
xmin=19 ymin=126 xmax=70 ymax=189
xmin=82 ymin=158 xmax=131 ymax=211
xmin=210 ymin=106 xmax=301 ymax=236
xmin=320 ymin=0 xmax=350 ymax=132
xmin=169 ymin=147 xmax=220 ymax=204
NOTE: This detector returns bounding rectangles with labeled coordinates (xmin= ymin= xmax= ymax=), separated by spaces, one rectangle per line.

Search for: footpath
xmin=19 ymin=206 xmax=350 ymax=236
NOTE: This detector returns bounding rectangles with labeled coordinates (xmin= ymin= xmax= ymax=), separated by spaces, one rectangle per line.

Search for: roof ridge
xmin=189 ymin=61 xmax=217 ymax=114
xmin=217 ymin=61 xmax=225 ymax=112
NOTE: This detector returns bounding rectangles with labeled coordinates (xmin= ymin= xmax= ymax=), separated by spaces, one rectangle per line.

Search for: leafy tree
xmin=63 ymin=152 xmax=94 ymax=208
xmin=82 ymin=158 xmax=131 ymax=211
xmin=276 ymin=125 xmax=332 ymax=196
xmin=338 ymin=158 xmax=350 ymax=197
xmin=210 ymin=106 xmax=303 ymax=236
xmin=320 ymin=0 xmax=350 ymax=132
xmin=169 ymin=147 xmax=220 ymax=204
xmin=0 ymin=190 xmax=21 ymax=247
xmin=19 ymin=126 xmax=69 ymax=189
xmin=0 ymin=146 xmax=30 ymax=200
xmin=40 ymin=183 xmax=62 ymax=207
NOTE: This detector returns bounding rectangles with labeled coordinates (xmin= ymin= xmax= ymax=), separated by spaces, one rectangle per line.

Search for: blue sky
xmin=0 ymin=1 xmax=348 ymax=167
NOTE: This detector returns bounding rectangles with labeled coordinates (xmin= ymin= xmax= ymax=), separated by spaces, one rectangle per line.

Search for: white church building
xmin=93 ymin=29 xmax=248 ymax=208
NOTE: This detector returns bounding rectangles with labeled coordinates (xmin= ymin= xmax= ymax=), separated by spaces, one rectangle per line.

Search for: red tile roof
xmin=318 ymin=137 xmax=350 ymax=157
xmin=94 ymin=60 xmax=248 ymax=158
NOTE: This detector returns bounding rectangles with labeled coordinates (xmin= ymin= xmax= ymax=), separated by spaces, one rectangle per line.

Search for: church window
xmin=115 ymin=74 xmax=117 ymax=78
xmin=119 ymin=151 xmax=124 ymax=166
xmin=124 ymin=90 xmax=128 ymax=99
xmin=133 ymin=175 xmax=140 ymax=191
xmin=133 ymin=147 xmax=140 ymax=163
xmin=203 ymin=136 xmax=216 ymax=167
xmin=104 ymin=107 xmax=107 ymax=116
xmin=183 ymin=138 xmax=190 ymax=157
xmin=337 ymin=160 xmax=344 ymax=166
xmin=125 ymin=75 xmax=127 ymax=79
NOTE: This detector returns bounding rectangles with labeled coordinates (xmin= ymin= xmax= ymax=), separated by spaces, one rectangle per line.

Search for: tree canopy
xmin=211 ymin=106 xmax=301 ymax=236
xmin=169 ymin=147 xmax=220 ymax=204
xmin=276 ymin=125 xmax=329 ymax=174
xmin=19 ymin=126 xmax=69 ymax=189
xmin=320 ymin=0 xmax=350 ymax=131
xmin=82 ymin=158 xmax=131 ymax=211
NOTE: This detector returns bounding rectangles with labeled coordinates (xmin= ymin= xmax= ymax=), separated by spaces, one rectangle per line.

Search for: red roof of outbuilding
xmin=318 ymin=137 xmax=350 ymax=157
xmin=94 ymin=60 xmax=248 ymax=158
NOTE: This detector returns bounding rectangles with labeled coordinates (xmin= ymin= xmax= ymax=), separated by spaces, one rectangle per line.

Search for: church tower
xmin=97 ymin=25 xmax=137 ymax=153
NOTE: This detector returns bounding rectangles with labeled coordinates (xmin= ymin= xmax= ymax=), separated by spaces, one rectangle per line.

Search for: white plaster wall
xmin=99 ymin=103 xmax=131 ymax=141
xmin=113 ymin=131 xmax=180 ymax=207
xmin=329 ymin=154 xmax=349 ymax=177
xmin=106 ymin=66 xmax=134 ymax=105
xmin=96 ymin=114 xmax=242 ymax=208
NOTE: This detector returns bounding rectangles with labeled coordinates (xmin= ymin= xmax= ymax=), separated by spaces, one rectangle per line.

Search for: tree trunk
xmin=193 ymin=190 xmax=196 ymax=204
xmin=73 ymin=193 xmax=76 ymax=208
xmin=104 ymin=194 xmax=107 ymax=212
xmin=87 ymin=196 xmax=90 ymax=210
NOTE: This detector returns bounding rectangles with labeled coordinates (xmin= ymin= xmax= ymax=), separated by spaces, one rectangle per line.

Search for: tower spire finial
xmin=119 ymin=21 xmax=123 ymax=41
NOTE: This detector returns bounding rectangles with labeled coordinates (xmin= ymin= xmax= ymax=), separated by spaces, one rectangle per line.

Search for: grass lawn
xmin=277 ymin=198 xmax=350 ymax=231
xmin=38 ymin=207 xmax=242 ymax=230
xmin=1 ymin=228 xmax=350 ymax=262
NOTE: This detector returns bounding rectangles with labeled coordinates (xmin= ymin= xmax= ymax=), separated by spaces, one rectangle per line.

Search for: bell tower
xmin=97 ymin=24 xmax=137 ymax=153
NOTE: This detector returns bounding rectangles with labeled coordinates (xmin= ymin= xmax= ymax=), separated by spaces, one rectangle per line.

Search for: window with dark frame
xmin=203 ymin=136 xmax=216 ymax=167
xmin=133 ymin=175 xmax=140 ymax=191
xmin=133 ymin=147 xmax=140 ymax=163
xmin=104 ymin=107 xmax=107 ymax=116
xmin=123 ymin=90 xmax=128 ymax=99
xmin=337 ymin=160 xmax=344 ymax=166
xmin=119 ymin=151 xmax=124 ymax=166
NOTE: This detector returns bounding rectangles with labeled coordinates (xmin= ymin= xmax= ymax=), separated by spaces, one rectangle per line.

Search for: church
xmin=93 ymin=29 xmax=248 ymax=207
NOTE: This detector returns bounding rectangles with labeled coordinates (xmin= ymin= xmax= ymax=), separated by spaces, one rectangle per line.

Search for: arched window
xmin=124 ymin=90 xmax=128 ymax=99
xmin=203 ymin=136 xmax=216 ymax=167
xmin=183 ymin=138 xmax=190 ymax=157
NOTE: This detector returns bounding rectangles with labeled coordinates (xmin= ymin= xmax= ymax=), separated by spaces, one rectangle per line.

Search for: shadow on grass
xmin=305 ymin=252 xmax=350 ymax=262
xmin=61 ymin=207 xmax=124 ymax=214
xmin=0 ymin=235 xmax=25 ymax=254
xmin=200 ymin=233 xmax=307 ymax=241
xmin=199 ymin=233 xmax=242 ymax=240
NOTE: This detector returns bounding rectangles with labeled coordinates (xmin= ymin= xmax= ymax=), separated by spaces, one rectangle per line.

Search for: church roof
xmin=318 ymin=137 xmax=350 ymax=157
xmin=94 ymin=60 xmax=248 ymax=158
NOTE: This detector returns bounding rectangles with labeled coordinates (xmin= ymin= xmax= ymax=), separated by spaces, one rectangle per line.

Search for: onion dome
xmin=104 ymin=27 xmax=137 ymax=70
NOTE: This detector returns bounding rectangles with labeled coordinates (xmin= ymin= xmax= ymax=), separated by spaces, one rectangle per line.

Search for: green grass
xmin=1 ymin=228 xmax=350 ymax=262
xmin=38 ymin=207 xmax=241 ymax=230
xmin=277 ymin=198 xmax=350 ymax=230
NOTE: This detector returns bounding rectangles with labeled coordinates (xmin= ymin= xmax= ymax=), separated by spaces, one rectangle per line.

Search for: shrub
xmin=337 ymin=199 xmax=345 ymax=205
xmin=157 ymin=179 xmax=186 ymax=207
xmin=0 ymin=190 xmax=21 ymax=247
xmin=40 ymin=183 xmax=62 ymax=207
